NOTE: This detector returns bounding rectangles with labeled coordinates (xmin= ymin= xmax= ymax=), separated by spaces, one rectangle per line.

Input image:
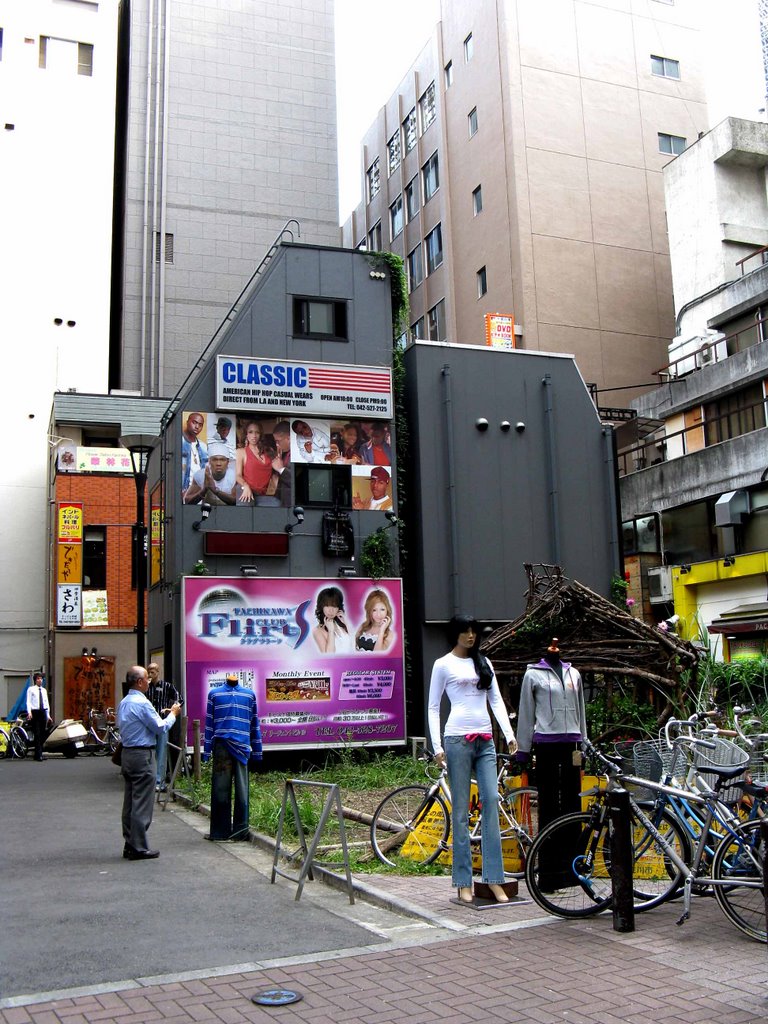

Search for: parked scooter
xmin=12 ymin=715 xmax=88 ymax=758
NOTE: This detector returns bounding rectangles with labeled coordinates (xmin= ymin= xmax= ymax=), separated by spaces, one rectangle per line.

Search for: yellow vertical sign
xmin=57 ymin=502 xmax=83 ymax=626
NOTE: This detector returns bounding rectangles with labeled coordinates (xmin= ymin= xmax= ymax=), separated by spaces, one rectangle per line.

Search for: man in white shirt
xmin=26 ymin=672 xmax=52 ymax=762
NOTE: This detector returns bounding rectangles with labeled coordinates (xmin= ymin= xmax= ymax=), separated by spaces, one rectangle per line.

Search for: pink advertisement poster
xmin=183 ymin=576 xmax=406 ymax=750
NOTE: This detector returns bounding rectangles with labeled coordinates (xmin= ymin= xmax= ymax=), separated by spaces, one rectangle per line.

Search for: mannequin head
xmin=447 ymin=615 xmax=493 ymax=690
xmin=544 ymin=637 xmax=561 ymax=665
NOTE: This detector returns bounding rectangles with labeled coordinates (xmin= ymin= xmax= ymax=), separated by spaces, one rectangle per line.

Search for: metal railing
xmin=617 ymin=394 xmax=768 ymax=477
xmin=653 ymin=317 xmax=767 ymax=382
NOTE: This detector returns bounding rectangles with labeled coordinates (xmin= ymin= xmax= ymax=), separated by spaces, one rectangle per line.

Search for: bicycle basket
xmin=632 ymin=738 xmax=685 ymax=782
xmin=691 ymin=737 xmax=749 ymax=777
xmin=746 ymin=741 xmax=768 ymax=785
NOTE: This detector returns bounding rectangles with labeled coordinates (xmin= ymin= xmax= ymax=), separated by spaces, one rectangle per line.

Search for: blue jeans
xmin=445 ymin=735 xmax=504 ymax=888
xmin=209 ymin=739 xmax=250 ymax=840
xmin=155 ymin=729 xmax=169 ymax=785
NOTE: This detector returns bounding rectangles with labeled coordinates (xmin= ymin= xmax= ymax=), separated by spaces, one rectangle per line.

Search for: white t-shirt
xmin=427 ymin=651 xmax=515 ymax=755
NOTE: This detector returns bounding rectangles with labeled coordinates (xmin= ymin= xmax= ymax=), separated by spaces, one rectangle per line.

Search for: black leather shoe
xmin=127 ymin=848 xmax=160 ymax=860
xmin=123 ymin=843 xmax=133 ymax=859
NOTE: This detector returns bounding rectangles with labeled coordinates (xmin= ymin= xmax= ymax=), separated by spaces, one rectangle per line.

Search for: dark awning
xmin=708 ymin=602 xmax=768 ymax=635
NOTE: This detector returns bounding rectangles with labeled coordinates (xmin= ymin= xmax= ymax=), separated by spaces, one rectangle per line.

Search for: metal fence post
xmin=193 ymin=719 xmax=201 ymax=782
xmin=608 ymin=787 xmax=635 ymax=933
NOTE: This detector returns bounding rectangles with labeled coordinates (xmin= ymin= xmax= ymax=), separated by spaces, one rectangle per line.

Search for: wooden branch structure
xmin=482 ymin=565 xmax=700 ymax=727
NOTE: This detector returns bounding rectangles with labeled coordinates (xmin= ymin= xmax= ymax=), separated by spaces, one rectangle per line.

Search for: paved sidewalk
xmin=2 ymin=759 xmax=767 ymax=1023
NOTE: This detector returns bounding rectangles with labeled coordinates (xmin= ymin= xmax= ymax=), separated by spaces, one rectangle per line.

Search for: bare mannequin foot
xmin=488 ymin=884 xmax=509 ymax=903
xmin=458 ymin=886 xmax=473 ymax=903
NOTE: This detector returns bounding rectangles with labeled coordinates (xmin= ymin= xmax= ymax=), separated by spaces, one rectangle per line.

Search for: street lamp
xmin=120 ymin=434 xmax=160 ymax=666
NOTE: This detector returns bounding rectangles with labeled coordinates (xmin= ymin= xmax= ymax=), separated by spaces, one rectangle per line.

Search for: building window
xmin=390 ymin=195 xmax=403 ymax=240
xmin=83 ymin=527 xmax=106 ymax=589
xmin=154 ymin=231 xmax=174 ymax=264
xmin=294 ymin=464 xmax=352 ymax=509
xmin=472 ymin=185 xmax=483 ymax=215
xmin=39 ymin=36 xmax=94 ymax=76
xmin=405 ymin=176 xmax=419 ymax=221
xmin=651 ymin=55 xmax=680 ymax=79
xmin=366 ymin=158 xmax=380 ymax=202
xmin=704 ymin=383 xmax=767 ymax=446
xmin=428 ymin=299 xmax=447 ymax=342
xmin=444 ymin=60 xmax=453 ymax=87
xmin=419 ymin=82 xmax=436 ymax=134
xmin=411 ymin=317 xmax=425 ymax=341
xmin=293 ymin=298 xmax=348 ymax=340
xmin=407 ymin=245 xmax=423 ymax=291
xmin=368 ymin=220 xmax=382 ymax=250
xmin=403 ymin=107 xmax=417 ymax=153
xmin=425 ymin=224 xmax=443 ymax=275
xmin=422 ymin=152 xmax=439 ymax=202
xmin=387 ymin=131 xmax=401 ymax=175
xmin=464 ymin=33 xmax=473 ymax=62
xmin=468 ymin=107 xmax=478 ymax=137
xmin=477 ymin=266 xmax=487 ymax=298
xmin=658 ymin=132 xmax=686 ymax=155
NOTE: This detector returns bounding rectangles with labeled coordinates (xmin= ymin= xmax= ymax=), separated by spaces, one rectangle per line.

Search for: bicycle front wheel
xmin=711 ymin=819 xmax=767 ymax=943
xmin=525 ymin=811 xmax=613 ymax=917
xmin=11 ymin=729 xmax=28 ymax=759
xmin=370 ymin=785 xmax=450 ymax=867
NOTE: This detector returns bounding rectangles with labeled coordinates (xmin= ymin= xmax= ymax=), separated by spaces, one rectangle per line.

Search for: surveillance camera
xmin=475 ymin=417 xmax=489 ymax=431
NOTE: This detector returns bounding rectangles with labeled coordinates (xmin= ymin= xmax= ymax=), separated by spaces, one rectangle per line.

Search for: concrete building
xmin=341 ymin=0 xmax=709 ymax=405
xmin=619 ymin=118 xmax=768 ymax=660
xmin=116 ymin=0 xmax=340 ymax=397
xmin=0 ymin=0 xmax=119 ymax=712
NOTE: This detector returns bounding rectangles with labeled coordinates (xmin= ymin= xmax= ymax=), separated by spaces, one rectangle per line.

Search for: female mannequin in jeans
xmin=428 ymin=615 xmax=517 ymax=903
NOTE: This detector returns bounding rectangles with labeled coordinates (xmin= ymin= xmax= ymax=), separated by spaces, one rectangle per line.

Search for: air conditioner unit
xmin=648 ymin=566 xmax=673 ymax=604
xmin=699 ymin=343 xmax=715 ymax=366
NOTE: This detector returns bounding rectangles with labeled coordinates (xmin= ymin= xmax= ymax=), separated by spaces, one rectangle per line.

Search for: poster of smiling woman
xmin=183 ymin=576 xmax=405 ymax=750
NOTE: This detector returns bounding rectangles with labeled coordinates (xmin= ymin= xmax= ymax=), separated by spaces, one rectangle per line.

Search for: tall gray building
xmin=342 ymin=0 xmax=709 ymax=406
xmin=116 ymin=0 xmax=340 ymax=397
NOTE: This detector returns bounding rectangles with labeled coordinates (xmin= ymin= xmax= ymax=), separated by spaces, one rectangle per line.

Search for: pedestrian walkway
xmin=2 ymin=757 xmax=767 ymax=1023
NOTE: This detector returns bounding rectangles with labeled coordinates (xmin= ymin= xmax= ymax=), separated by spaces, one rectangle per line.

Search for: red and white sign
xmin=485 ymin=313 xmax=516 ymax=350
xmin=216 ymin=356 xmax=392 ymax=419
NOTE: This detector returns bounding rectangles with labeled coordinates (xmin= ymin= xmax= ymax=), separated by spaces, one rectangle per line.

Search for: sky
xmin=334 ymin=0 xmax=766 ymax=225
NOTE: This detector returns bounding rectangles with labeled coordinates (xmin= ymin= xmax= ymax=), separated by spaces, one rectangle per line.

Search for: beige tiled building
xmin=341 ymin=0 xmax=709 ymax=403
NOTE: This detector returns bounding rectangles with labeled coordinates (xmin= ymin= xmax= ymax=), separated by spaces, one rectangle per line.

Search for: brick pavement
xmin=4 ymin=872 xmax=767 ymax=1024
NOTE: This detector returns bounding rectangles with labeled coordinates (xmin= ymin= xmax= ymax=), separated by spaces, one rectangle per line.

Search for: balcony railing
xmin=617 ymin=394 xmax=768 ymax=477
xmin=653 ymin=315 xmax=767 ymax=383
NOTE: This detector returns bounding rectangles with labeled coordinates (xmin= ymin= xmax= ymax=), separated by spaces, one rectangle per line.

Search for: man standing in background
xmin=146 ymin=663 xmax=181 ymax=793
xmin=26 ymin=672 xmax=52 ymax=762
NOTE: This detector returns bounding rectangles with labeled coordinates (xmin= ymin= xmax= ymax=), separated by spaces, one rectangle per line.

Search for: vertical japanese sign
xmin=57 ymin=502 xmax=83 ymax=627
xmin=150 ymin=484 xmax=163 ymax=587
xmin=183 ymin=576 xmax=406 ymax=750
xmin=485 ymin=313 xmax=515 ymax=350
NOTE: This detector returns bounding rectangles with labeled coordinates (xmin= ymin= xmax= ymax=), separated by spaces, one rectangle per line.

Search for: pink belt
xmin=464 ymin=733 xmax=492 ymax=742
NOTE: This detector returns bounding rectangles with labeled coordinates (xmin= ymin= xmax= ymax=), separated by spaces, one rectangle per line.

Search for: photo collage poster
xmin=180 ymin=411 xmax=394 ymax=511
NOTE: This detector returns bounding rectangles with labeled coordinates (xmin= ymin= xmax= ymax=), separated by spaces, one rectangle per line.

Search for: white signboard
xmin=57 ymin=583 xmax=82 ymax=627
xmin=215 ymin=356 xmax=392 ymax=419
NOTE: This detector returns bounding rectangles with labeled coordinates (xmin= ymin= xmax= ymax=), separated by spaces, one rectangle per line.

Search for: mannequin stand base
xmin=450 ymin=880 xmax=525 ymax=911
xmin=474 ymin=880 xmax=518 ymax=901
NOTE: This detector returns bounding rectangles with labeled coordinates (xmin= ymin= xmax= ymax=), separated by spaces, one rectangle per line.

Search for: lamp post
xmin=120 ymin=434 xmax=160 ymax=666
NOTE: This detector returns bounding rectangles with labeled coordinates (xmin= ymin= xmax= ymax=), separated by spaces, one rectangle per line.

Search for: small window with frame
xmin=293 ymin=298 xmax=348 ymax=340
xmin=294 ymin=464 xmax=352 ymax=509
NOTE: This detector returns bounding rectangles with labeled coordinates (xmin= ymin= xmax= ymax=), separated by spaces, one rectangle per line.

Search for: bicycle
xmin=7 ymin=718 xmax=31 ymax=759
xmin=370 ymin=753 xmax=539 ymax=873
xmin=82 ymin=708 xmax=121 ymax=755
xmin=525 ymin=730 xmax=766 ymax=942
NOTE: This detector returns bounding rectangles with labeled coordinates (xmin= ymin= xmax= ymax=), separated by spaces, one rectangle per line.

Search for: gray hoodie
xmin=516 ymin=659 xmax=587 ymax=755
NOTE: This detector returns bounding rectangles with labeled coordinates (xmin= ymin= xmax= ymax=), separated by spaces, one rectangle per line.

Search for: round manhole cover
xmin=251 ymin=989 xmax=303 ymax=1007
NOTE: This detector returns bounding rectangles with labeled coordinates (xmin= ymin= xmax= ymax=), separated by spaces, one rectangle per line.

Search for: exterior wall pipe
xmin=542 ymin=374 xmax=562 ymax=565
xmin=157 ymin=0 xmax=171 ymax=395
xmin=441 ymin=364 xmax=462 ymax=613
xmin=139 ymin=0 xmax=155 ymax=395
xmin=603 ymin=425 xmax=624 ymax=576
